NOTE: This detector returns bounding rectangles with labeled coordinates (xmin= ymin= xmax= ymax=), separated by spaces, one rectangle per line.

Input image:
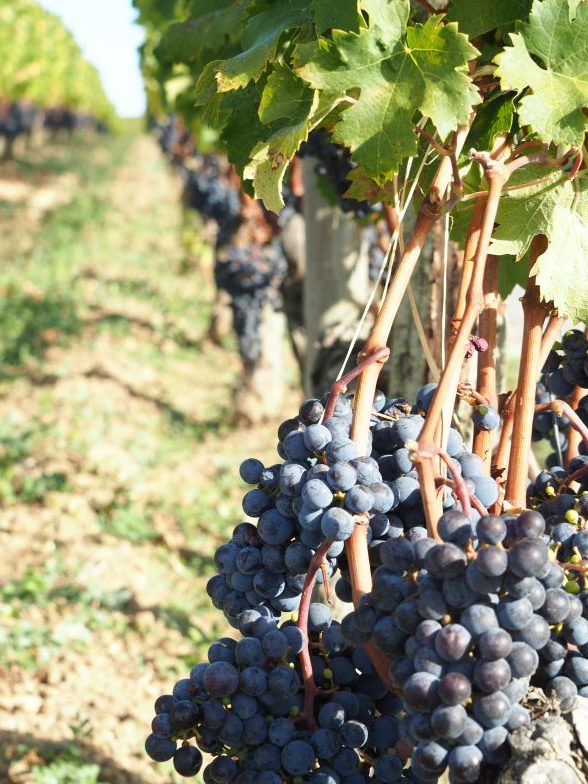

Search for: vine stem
xmin=472 ymin=255 xmax=499 ymax=468
xmin=490 ymin=315 xmax=565 ymax=512
xmin=296 ymin=538 xmax=334 ymax=730
xmin=450 ymin=197 xmax=487 ymax=340
xmin=505 ymin=243 xmax=548 ymax=509
xmin=535 ymin=400 xmax=588 ymax=452
xmin=417 ymin=163 xmax=509 ymax=535
xmin=344 ymin=124 xmax=471 ymax=611
xmin=338 ymin=124 xmax=472 ymax=691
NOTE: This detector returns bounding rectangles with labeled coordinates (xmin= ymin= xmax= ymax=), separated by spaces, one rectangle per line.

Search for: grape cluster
xmin=146 ymin=386 xmax=577 ymax=783
xmin=342 ymin=508 xmax=583 ymax=782
xmin=1 ymin=102 xmax=99 ymax=141
xmin=205 ymin=383 xmax=498 ymax=626
xmin=146 ymin=581 xmax=414 ymax=781
xmin=183 ymin=160 xmax=242 ymax=247
xmin=214 ymin=243 xmax=288 ymax=364
xmin=299 ymin=130 xmax=381 ymax=220
xmin=0 ymin=101 xmax=29 ymax=139
xmin=531 ymin=328 xmax=588 ymax=466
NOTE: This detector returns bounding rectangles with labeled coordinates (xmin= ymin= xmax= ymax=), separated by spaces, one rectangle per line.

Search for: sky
xmin=38 ymin=0 xmax=146 ymax=117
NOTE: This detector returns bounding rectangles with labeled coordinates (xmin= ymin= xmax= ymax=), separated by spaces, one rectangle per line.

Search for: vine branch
xmin=473 ymin=255 xmax=499 ymax=468
xmin=491 ymin=314 xmax=565 ymax=512
xmin=505 ymin=246 xmax=548 ymax=509
xmin=417 ymin=156 xmax=510 ymax=534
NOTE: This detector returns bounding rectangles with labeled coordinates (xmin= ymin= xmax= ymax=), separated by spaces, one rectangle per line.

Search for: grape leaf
xmin=490 ymin=167 xmax=588 ymax=321
xmin=258 ymin=64 xmax=314 ymax=125
xmin=495 ymin=0 xmax=588 ymax=146
xmin=219 ymin=86 xmax=267 ymax=175
xmin=295 ymin=3 xmax=479 ymax=182
xmin=311 ymin=0 xmax=360 ymax=33
xmin=244 ymin=119 xmax=311 ymax=212
xmin=498 ymin=253 xmax=529 ymax=299
xmin=343 ymin=168 xmax=397 ymax=204
xmin=569 ymin=0 xmax=588 ymax=18
xmin=154 ymin=3 xmax=245 ymax=65
xmin=465 ymin=90 xmax=515 ymax=154
xmin=215 ymin=0 xmax=312 ymax=92
xmin=446 ymin=0 xmax=530 ymax=38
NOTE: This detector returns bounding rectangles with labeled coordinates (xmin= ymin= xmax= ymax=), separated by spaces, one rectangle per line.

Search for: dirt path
xmin=0 ymin=135 xmax=290 ymax=783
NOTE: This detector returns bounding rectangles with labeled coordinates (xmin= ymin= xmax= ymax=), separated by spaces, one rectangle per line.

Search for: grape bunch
xmin=341 ymin=507 xmax=584 ymax=782
xmin=214 ymin=242 xmax=288 ymax=364
xmin=204 ymin=382 xmax=499 ymax=627
xmin=0 ymin=101 xmax=25 ymax=139
xmin=147 ymin=385 xmax=580 ymax=784
xmin=183 ymin=159 xmax=242 ymax=247
xmin=145 ymin=604 xmax=414 ymax=782
xmin=299 ymin=130 xmax=382 ymax=220
xmin=531 ymin=328 xmax=588 ymax=467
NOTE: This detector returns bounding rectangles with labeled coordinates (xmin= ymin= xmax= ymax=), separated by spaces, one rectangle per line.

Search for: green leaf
xmin=154 ymin=3 xmax=245 ymax=65
xmin=220 ymin=86 xmax=267 ymax=175
xmin=295 ymin=4 xmax=479 ymax=182
xmin=446 ymin=0 xmax=530 ymax=38
xmin=490 ymin=167 xmax=588 ymax=321
xmin=244 ymin=119 xmax=310 ymax=213
xmin=569 ymin=0 xmax=588 ymax=18
xmin=215 ymin=0 xmax=312 ymax=91
xmin=465 ymin=90 xmax=515 ymax=153
xmin=495 ymin=0 xmax=588 ymax=146
xmin=343 ymin=168 xmax=397 ymax=204
xmin=311 ymin=0 xmax=360 ymax=33
xmin=497 ymin=253 xmax=529 ymax=299
xmin=258 ymin=64 xmax=314 ymax=124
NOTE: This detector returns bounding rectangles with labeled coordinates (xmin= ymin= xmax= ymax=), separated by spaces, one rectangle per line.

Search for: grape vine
xmin=134 ymin=0 xmax=588 ymax=780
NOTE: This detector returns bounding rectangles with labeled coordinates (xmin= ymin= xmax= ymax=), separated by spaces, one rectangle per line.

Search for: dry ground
xmin=0 ymin=133 xmax=297 ymax=783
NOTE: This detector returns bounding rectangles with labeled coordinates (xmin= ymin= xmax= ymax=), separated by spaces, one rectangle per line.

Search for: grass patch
xmin=0 ymin=419 xmax=70 ymax=505
xmin=97 ymin=505 xmax=160 ymax=544
xmin=0 ymin=287 xmax=81 ymax=365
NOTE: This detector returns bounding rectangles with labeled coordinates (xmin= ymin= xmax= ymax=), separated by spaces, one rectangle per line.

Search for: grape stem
xmin=296 ymin=537 xmax=334 ymax=730
xmin=435 ymin=477 xmax=489 ymax=517
xmin=534 ymin=400 xmax=588 ymax=452
xmin=417 ymin=155 xmax=509 ymax=533
xmin=412 ymin=444 xmax=473 ymax=528
xmin=505 ymin=255 xmax=549 ymax=509
xmin=561 ymin=562 xmax=588 ymax=574
xmin=560 ymin=464 xmax=588 ymax=490
xmin=473 ymin=255 xmax=499 ymax=468
xmin=322 ymin=347 xmax=390 ymax=423
xmin=457 ymin=382 xmax=490 ymax=406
